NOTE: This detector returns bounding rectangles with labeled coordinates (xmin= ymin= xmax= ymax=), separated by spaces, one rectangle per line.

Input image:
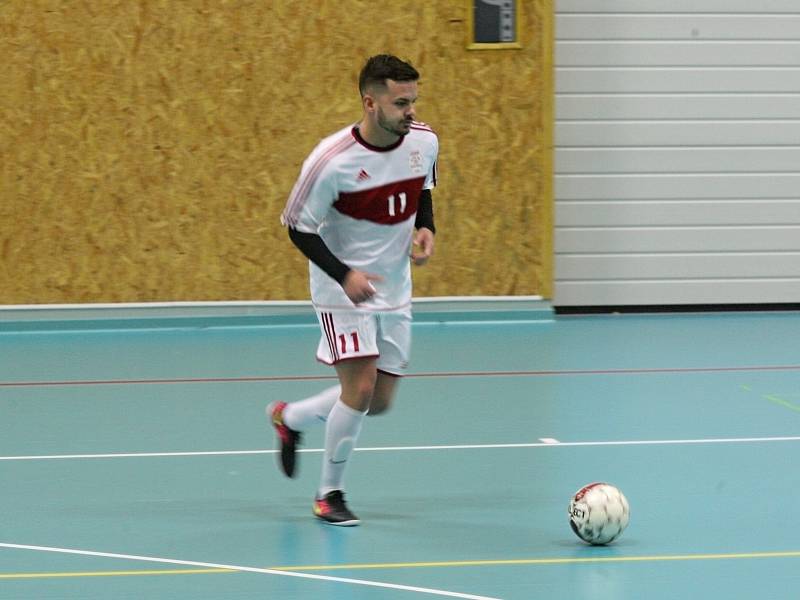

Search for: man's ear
xmin=362 ymin=93 xmax=376 ymax=113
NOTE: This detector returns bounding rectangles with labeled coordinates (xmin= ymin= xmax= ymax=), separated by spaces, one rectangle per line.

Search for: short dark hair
xmin=358 ymin=54 xmax=419 ymax=96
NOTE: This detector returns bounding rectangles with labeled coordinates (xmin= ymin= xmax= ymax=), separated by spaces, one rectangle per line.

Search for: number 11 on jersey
xmin=387 ymin=192 xmax=407 ymax=217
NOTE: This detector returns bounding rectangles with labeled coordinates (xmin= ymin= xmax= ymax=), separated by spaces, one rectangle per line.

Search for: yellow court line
xmin=2 ymin=551 xmax=799 ymax=581
xmin=282 ymin=550 xmax=800 ymax=571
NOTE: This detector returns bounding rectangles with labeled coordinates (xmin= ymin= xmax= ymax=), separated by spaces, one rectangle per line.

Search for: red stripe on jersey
xmin=285 ymin=134 xmax=353 ymax=226
xmin=410 ymin=121 xmax=435 ymax=134
xmin=333 ymin=177 xmax=426 ymax=225
xmin=283 ymin=134 xmax=355 ymax=228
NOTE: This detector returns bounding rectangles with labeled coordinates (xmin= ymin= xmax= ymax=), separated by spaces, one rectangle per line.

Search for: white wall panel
xmin=558 ymin=16 xmax=800 ymax=40
xmin=556 ymin=174 xmax=800 ymax=200
xmin=556 ymin=95 xmax=800 ymax=120
xmin=554 ymin=1 xmax=800 ymax=307
xmin=556 ymin=149 xmax=800 ymax=174
xmin=555 ymin=280 xmax=800 ymax=307
xmin=558 ymin=42 xmax=800 ymax=67
xmin=556 ymin=122 xmax=800 ymax=147
xmin=556 ymin=227 xmax=800 ymax=253
xmin=557 ymin=253 xmax=800 ymax=280
xmin=557 ymin=68 xmax=800 ymax=93
xmin=557 ymin=0 xmax=800 ymax=13
xmin=557 ymin=200 xmax=800 ymax=226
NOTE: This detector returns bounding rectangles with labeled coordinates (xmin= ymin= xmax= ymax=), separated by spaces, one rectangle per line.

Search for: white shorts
xmin=314 ymin=307 xmax=412 ymax=376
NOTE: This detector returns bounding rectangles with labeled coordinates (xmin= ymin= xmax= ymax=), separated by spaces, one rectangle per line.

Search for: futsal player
xmin=268 ymin=54 xmax=439 ymax=526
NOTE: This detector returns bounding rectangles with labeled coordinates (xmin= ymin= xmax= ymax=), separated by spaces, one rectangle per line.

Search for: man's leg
xmin=268 ymin=385 xmax=341 ymax=478
xmin=366 ymin=309 xmax=409 ymax=416
xmin=314 ymin=357 xmax=376 ymax=526
xmin=282 ymin=385 xmax=341 ymax=429
xmin=365 ymin=371 xmax=400 ymax=416
xmin=319 ymin=357 xmax=375 ymax=491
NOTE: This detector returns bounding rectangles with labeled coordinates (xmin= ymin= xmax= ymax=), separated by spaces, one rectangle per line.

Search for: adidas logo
xmin=356 ymin=169 xmax=371 ymax=182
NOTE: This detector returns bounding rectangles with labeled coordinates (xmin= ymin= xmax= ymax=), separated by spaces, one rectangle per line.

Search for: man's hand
xmin=343 ymin=270 xmax=383 ymax=305
xmin=411 ymin=227 xmax=435 ymax=266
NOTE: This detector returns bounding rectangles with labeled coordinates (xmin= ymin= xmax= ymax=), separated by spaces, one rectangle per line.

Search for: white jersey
xmin=282 ymin=123 xmax=439 ymax=312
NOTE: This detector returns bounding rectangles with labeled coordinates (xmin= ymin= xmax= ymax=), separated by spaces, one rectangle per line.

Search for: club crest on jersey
xmin=409 ymin=150 xmax=423 ymax=174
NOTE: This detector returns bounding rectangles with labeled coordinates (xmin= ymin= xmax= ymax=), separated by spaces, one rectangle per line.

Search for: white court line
xmin=0 ymin=542 xmax=500 ymax=600
xmin=0 ymin=450 xmax=276 ymax=461
xmin=1 ymin=435 xmax=799 ymax=462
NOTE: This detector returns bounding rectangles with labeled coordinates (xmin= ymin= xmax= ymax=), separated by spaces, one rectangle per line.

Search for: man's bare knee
xmin=345 ymin=382 xmax=376 ymax=412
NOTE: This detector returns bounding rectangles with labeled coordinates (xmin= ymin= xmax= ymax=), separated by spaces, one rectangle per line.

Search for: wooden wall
xmin=0 ymin=0 xmax=553 ymax=303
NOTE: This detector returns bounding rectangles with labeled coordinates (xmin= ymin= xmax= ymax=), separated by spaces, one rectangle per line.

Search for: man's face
xmin=372 ymin=79 xmax=418 ymax=138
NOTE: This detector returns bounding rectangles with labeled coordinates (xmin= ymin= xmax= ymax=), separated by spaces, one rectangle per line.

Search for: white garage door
xmin=554 ymin=0 xmax=800 ymax=308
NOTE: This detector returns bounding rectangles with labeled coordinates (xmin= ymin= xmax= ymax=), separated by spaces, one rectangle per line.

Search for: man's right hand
xmin=342 ymin=270 xmax=383 ymax=305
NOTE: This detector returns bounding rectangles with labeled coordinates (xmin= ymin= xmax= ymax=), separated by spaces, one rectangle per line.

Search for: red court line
xmin=2 ymin=364 xmax=800 ymax=388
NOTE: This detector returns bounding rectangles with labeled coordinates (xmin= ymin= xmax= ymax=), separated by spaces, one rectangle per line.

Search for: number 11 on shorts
xmin=339 ymin=332 xmax=360 ymax=354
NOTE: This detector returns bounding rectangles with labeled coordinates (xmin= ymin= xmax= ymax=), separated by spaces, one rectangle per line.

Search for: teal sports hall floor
xmin=1 ymin=303 xmax=798 ymax=599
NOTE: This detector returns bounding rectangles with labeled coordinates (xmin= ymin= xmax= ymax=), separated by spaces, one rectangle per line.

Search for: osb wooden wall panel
xmin=0 ymin=0 xmax=553 ymax=303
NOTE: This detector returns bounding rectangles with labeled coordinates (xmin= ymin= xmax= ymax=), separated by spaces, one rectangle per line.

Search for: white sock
xmin=319 ymin=399 xmax=366 ymax=497
xmin=282 ymin=385 xmax=341 ymax=431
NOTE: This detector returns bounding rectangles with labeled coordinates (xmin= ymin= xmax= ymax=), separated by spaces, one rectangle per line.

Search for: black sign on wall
xmin=469 ymin=0 xmax=521 ymax=50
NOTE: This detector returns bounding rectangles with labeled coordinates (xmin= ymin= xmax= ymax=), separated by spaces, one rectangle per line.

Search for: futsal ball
xmin=568 ymin=482 xmax=630 ymax=545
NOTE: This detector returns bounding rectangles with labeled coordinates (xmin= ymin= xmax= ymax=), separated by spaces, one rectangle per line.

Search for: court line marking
xmin=245 ymin=550 xmax=800 ymax=569
xmin=0 ymin=543 xmax=500 ymax=600
xmin=2 ymin=550 xmax=799 ymax=581
xmin=1 ymin=435 xmax=799 ymax=461
xmin=764 ymin=394 xmax=800 ymax=413
xmin=0 ymin=567 xmax=231 ymax=580
xmin=740 ymin=384 xmax=800 ymax=414
xmin=3 ymin=363 xmax=800 ymax=387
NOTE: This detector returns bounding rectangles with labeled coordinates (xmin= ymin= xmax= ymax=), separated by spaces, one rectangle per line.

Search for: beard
xmin=377 ymin=107 xmax=412 ymax=138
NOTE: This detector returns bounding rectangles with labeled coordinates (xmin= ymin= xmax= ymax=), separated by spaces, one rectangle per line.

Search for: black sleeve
xmin=415 ymin=188 xmax=436 ymax=234
xmin=288 ymin=228 xmax=351 ymax=285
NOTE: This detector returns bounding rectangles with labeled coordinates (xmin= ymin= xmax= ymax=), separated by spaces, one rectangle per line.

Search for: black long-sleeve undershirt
xmin=415 ymin=188 xmax=435 ymax=234
xmin=288 ymin=227 xmax=351 ymax=285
